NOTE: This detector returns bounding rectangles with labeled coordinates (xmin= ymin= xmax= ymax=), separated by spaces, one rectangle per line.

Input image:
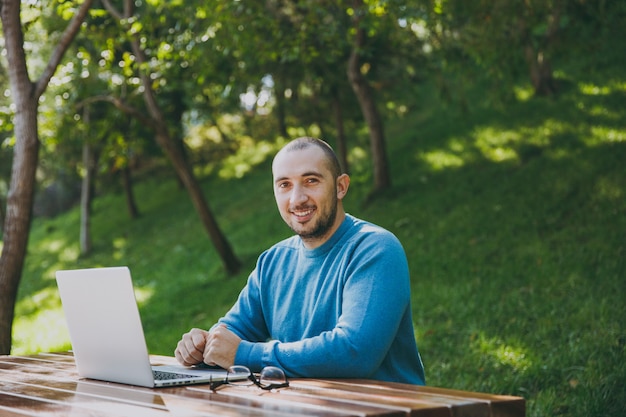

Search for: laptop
xmin=55 ymin=266 xmax=229 ymax=388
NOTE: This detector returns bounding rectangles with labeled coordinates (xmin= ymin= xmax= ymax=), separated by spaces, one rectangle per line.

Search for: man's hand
xmin=175 ymin=328 xmax=209 ymax=366
xmin=203 ymin=324 xmax=241 ymax=369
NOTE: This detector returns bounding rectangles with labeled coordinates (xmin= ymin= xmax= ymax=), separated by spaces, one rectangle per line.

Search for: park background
xmin=1 ymin=1 xmax=624 ymax=416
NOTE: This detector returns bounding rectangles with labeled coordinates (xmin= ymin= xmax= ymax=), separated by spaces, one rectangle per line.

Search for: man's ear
xmin=336 ymin=174 xmax=350 ymax=200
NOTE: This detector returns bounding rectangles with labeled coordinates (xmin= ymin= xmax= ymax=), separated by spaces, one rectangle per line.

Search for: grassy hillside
xmin=12 ymin=70 xmax=626 ymax=416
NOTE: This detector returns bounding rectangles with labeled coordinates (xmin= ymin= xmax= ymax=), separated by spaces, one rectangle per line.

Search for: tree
xmin=0 ymin=0 xmax=94 ymax=354
xmin=99 ymin=0 xmax=241 ymax=274
xmin=253 ymin=0 xmax=409 ymax=193
xmin=347 ymin=0 xmax=391 ymax=192
xmin=418 ymin=0 xmax=566 ymax=97
xmin=79 ymin=106 xmax=96 ymax=255
xmin=215 ymin=0 xmax=393 ymax=191
xmin=261 ymin=0 xmax=358 ymax=174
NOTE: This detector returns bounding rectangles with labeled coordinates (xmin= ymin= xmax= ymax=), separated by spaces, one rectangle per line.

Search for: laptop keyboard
xmin=153 ymin=370 xmax=198 ymax=381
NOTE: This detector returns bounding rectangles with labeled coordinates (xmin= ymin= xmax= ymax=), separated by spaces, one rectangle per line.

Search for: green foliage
xmin=3 ymin=1 xmax=625 ymax=416
xmin=12 ymin=57 xmax=626 ymax=416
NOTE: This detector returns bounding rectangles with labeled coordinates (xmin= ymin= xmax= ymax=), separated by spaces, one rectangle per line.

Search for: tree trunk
xmin=0 ymin=91 xmax=39 ymax=356
xmin=141 ymin=81 xmax=240 ymax=275
xmin=274 ymin=78 xmax=289 ymax=138
xmin=121 ymin=116 xmax=139 ymax=219
xmin=331 ymin=91 xmax=349 ymax=175
xmin=524 ymin=47 xmax=557 ymax=96
xmin=153 ymin=129 xmax=241 ymax=274
xmin=0 ymin=197 xmax=4 ymax=227
xmin=347 ymin=0 xmax=391 ymax=193
xmin=80 ymin=140 xmax=94 ymax=255
xmin=121 ymin=165 xmax=140 ymax=219
xmin=131 ymin=48 xmax=241 ymax=276
xmin=520 ymin=1 xmax=561 ymax=97
xmin=0 ymin=0 xmax=93 ymax=354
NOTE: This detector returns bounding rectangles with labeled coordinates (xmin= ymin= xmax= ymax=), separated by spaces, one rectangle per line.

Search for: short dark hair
xmin=283 ymin=137 xmax=343 ymax=178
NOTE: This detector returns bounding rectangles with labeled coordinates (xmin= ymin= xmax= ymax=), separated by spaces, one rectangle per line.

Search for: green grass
xmin=11 ymin=71 xmax=626 ymax=416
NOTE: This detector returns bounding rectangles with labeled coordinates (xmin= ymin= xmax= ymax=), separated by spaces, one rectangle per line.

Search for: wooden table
xmin=0 ymin=352 xmax=525 ymax=416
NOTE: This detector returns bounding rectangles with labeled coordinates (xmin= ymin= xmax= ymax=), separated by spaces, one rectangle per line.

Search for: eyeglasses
xmin=209 ymin=365 xmax=289 ymax=391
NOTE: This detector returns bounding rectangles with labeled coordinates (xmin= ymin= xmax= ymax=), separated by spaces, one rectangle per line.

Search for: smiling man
xmin=175 ymin=137 xmax=426 ymax=385
xmin=272 ymin=138 xmax=347 ymax=247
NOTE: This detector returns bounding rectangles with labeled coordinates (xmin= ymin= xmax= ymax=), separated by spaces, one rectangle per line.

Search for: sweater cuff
xmin=235 ymin=340 xmax=263 ymax=371
xmin=235 ymin=340 xmax=279 ymax=372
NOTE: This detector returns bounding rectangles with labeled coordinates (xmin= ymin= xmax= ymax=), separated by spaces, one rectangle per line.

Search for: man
xmin=175 ymin=137 xmax=425 ymax=384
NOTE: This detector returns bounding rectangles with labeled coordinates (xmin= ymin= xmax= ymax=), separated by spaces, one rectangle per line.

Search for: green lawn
xmin=11 ymin=71 xmax=626 ymax=416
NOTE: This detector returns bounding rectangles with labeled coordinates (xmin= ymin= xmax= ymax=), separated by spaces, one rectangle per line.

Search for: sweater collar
xmin=300 ymin=214 xmax=354 ymax=258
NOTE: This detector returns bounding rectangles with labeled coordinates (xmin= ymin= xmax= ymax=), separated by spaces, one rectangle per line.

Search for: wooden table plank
xmin=0 ymin=363 xmax=361 ymax=416
xmin=0 ymin=378 xmax=175 ymax=416
xmin=179 ymin=385 xmax=371 ymax=417
xmin=0 ymin=355 xmax=413 ymax=416
xmin=284 ymin=380 xmax=483 ymax=417
xmin=290 ymin=379 xmax=524 ymax=417
xmin=271 ymin=383 xmax=452 ymax=417
xmin=0 ymin=354 xmax=525 ymax=417
xmin=0 ymin=372 xmax=313 ymax=416
xmin=187 ymin=384 xmax=408 ymax=417
xmin=0 ymin=390 xmax=121 ymax=417
xmin=0 ymin=357 xmax=78 ymax=379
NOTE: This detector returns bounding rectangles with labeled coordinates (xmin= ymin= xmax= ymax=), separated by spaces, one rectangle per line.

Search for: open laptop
xmin=55 ymin=266 xmax=230 ymax=388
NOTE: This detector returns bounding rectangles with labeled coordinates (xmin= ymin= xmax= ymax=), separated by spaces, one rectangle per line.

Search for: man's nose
xmin=289 ymin=185 xmax=308 ymax=205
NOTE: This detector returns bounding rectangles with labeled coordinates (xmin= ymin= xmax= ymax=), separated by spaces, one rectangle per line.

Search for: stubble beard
xmin=289 ymin=195 xmax=338 ymax=242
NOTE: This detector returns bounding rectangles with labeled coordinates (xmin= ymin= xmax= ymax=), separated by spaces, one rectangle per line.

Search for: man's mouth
xmin=291 ymin=207 xmax=315 ymax=221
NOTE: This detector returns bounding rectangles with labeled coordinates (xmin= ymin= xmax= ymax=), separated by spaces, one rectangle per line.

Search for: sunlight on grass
xmin=40 ymin=238 xmax=65 ymax=252
xmin=589 ymin=127 xmax=625 ymax=144
xmin=420 ymin=149 xmax=466 ymax=170
xmin=59 ymin=245 xmax=80 ymax=262
xmin=12 ymin=287 xmax=70 ymax=355
xmin=16 ymin=287 xmax=58 ymax=315
xmin=417 ymin=120 xmax=574 ymax=171
xmin=579 ymin=82 xmax=611 ymax=96
xmin=113 ymin=236 xmax=127 ymax=260
xmin=12 ymin=308 xmax=70 ymax=355
xmin=473 ymin=334 xmax=532 ymax=372
xmin=587 ymin=104 xmax=618 ymax=119
xmin=415 ymin=113 xmax=603 ymax=171
xmin=11 ymin=284 xmax=155 ymax=355
xmin=514 ymin=85 xmax=534 ymax=101
xmin=134 ymin=285 xmax=155 ymax=307
xmin=473 ymin=127 xmax=520 ymax=163
xmin=418 ymin=126 xmax=522 ymax=170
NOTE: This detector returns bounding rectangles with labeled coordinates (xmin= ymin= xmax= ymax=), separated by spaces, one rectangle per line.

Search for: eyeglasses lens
xmin=227 ymin=365 xmax=253 ymax=386
xmin=259 ymin=366 xmax=289 ymax=389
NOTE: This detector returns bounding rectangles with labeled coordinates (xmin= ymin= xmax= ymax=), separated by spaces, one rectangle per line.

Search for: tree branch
xmin=123 ymin=0 xmax=134 ymax=19
xmin=100 ymin=0 xmax=123 ymax=20
xmin=35 ymin=0 xmax=94 ymax=98
xmin=101 ymin=0 xmax=133 ymax=20
xmin=77 ymin=95 xmax=153 ymax=128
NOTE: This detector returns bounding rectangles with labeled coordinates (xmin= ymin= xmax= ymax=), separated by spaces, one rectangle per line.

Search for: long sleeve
xmin=218 ymin=215 xmax=425 ymax=385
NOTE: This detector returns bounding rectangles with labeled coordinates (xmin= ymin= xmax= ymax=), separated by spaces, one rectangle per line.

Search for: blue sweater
xmin=218 ymin=214 xmax=426 ymax=385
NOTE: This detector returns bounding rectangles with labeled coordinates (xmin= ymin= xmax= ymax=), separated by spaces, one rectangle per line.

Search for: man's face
xmin=272 ymin=146 xmax=345 ymax=247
